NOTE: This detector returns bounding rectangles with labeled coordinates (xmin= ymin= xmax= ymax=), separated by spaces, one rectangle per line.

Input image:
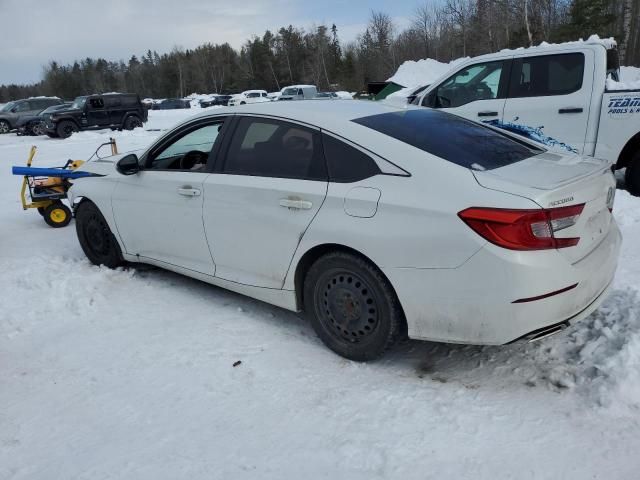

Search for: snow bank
xmin=334 ymin=91 xmax=354 ymax=99
xmin=387 ymin=57 xmax=467 ymax=89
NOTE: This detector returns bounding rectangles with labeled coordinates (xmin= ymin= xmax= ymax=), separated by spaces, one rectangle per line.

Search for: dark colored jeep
xmin=44 ymin=93 xmax=148 ymax=139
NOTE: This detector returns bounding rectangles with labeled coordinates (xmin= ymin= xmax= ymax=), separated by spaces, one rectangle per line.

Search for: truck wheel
xmin=46 ymin=132 xmax=59 ymax=138
xmin=43 ymin=202 xmax=72 ymax=228
xmin=123 ymin=116 xmax=142 ymax=130
xmin=625 ymin=154 xmax=640 ymax=196
xmin=0 ymin=120 xmax=10 ymax=134
xmin=56 ymin=120 xmax=78 ymax=139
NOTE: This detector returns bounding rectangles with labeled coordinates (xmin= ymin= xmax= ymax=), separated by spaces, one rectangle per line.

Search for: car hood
xmin=47 ymin=107 xmax=82 ymax=116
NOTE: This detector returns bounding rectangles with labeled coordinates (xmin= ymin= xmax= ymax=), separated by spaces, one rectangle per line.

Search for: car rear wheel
xmin=31 ymin=122 xmax=45 ymax=136
xmin=123 ymin=116 xmax=142 ymax=131
xmin=303 ymin=252 xmax=404 ymax=361
xmin=625 ymin=152 xmax=640 ymax=196
xmin=56 ymin=120 xmax=78 ymax=139
xmin=0 ymin=120 xmax=10 ymax=134
xmin=75 ymin=201 xmax=124 ymax=268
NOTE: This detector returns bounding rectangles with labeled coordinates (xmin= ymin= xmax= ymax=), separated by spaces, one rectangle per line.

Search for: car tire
xmin=625 ymin=152 xmax=640 ymax=196
xmin=46 ymin=132 xmax=59 ymax=138
xmin=56 ymin=120 xmax=78 ymax=139
xmin=75 ymin=200 xmax=124 ymax=268
xmin=43 ymin=201 xmax=72 ymax=228
xmin=123 ymin=116 xmax=142 ymax=131
xmin=303 ymin=251 xmax=404 ymax=361
xmin=0 ymin=120 xmax=10 ymax=134
xmin=31 ymin=122 xmax=45 ymax=136
xmin=240 ymin=101 xmax=246 ymax=105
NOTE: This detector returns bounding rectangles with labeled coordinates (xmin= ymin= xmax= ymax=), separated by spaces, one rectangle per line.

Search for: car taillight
xmin=458 ymin=204 xmax=585 ymax=250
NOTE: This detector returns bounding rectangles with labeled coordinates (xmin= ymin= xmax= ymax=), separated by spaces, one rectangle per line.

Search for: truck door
xmin=501 ymin=51 xmax=594 ymax=154
xmin=85 ymin=97 xmax=109 ymax=127
xmin=420 ymin=59 xmax=509 ymax=124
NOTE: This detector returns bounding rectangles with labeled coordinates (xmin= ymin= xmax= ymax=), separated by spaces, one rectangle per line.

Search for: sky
xmin=0 ymin=0 xmax=418 ymax=85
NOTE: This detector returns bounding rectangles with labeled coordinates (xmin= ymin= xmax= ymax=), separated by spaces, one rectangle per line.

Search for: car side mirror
xmin=116 ymin=154 xmax=140 ymax=175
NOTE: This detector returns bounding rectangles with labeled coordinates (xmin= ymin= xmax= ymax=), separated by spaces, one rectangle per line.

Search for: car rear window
xmin=352 ymin=109 xmax=542 ymax=171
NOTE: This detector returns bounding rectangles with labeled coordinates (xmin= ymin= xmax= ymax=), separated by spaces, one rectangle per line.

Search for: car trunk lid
xmin=472 ymin=152 xmax=616 ymax=263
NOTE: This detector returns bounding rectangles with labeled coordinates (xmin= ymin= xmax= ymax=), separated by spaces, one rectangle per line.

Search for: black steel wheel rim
xmin=316 ymin=270 xmax=380 ymax=343
xmin=84 ymin=214 xmax=110 ymax=257
xmin=64 ymin=124 xmax=75 ymax=135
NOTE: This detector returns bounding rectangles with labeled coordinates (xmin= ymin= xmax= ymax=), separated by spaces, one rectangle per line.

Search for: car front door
xmin=501 ymin=51 xmax=592 ymax=154
xmin=111 ymin=118 xmax=228 ymax=275
xmin=85 ymin=97 xmax=109 ymax=127
xmin=202 ymin=115 xmax=328 ymax=288
xmin=421 ymin=59 xmax=509 ymax=124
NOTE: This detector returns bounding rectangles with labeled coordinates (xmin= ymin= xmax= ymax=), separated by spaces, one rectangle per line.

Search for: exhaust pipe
xmin=527 ymin=322 xmax=568 ymax=343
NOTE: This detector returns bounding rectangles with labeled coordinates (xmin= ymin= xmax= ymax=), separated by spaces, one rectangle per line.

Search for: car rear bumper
xmin=383 ymin=221 xmax=622 ymax=345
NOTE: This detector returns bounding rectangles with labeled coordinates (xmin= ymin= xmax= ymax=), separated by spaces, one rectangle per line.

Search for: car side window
xmin=223 ymin=117 xmax=326 ymax=180
xmin=322 ymin=134 xmax=381 ymax=183
xmin=89 ymin=98 xmax=104 ymax=109
xmin=425 ymin=60 xmax=504 ymax=108
xmin=148 ymin=121 xmax=223 ymax=171
xmin=508 ymin=53 xmax=584 ymax=98
xmin=15 ymin=102 xmax=31 ymax=112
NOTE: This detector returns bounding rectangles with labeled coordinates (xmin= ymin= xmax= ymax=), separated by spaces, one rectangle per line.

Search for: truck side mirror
xmin=116 ymin=154 xmax=140 ymax=175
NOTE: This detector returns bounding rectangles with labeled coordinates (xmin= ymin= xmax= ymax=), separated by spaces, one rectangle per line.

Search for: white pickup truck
xmin=409 ymin=39 xmax=640 ymax=194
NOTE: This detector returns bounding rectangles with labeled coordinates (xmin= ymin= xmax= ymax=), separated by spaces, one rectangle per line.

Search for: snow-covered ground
xmin=1 ymin=108 xmax=640 ymax=479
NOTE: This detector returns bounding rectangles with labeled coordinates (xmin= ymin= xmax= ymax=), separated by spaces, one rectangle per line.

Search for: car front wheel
xmin=75 ymin=201 xmax=124 ymax=268
xmin=0 ymin=120 xmax=10 ymax=134
xmin=123 ymin=116 xmax=142 ymax=130
xmin=303 ymin=251 xmax=404 ymax=361
xmin=56 ymin=120 xmax=78 ymax=139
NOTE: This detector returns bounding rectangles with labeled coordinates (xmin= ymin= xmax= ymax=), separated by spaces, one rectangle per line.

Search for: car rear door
xmin=202 ymin=115 xmax=328 ymax=288
xmin=501 ymin=50 xmax=594 ymax=154
xmin=421 ymin=59 xmax=510 ymax=123
xmin=112 ymin=117 xmax=228 ymax=275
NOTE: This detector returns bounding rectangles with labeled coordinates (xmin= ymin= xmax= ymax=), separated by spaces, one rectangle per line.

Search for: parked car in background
xmin=199 ymin=95 xmax=234 ymax=107
xmin=315 ymin=92 xmax=339 ymax=100
xmin=152 ymin=98 xmax=191 ymax=110
xmin=228 ymin=90 xmax=270 ymax=106
xmin=278 ymin=85 xmax=318 ymax=101
xmin=410 ymin=39 xmax=640 ymax=195
xmin=16 ymin=103 xmax=72 ymax=136
xmin=0 ymin=97 xmax=63 ymax=134
xmin=69 ymin=101 xmax=620 ymax=361
xmin=43 ymin=93 xmax=147 ymax=139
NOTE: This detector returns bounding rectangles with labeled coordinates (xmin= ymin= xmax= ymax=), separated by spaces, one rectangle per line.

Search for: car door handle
xmin=477 ymin=111 xmax=499 ymax=117
xmin=279 ymin=198 xmax=312 ymax=210
xmin=177 ymin=186 xmax=201 ymax=197
xmin=558 ymin=107 xmax=583 ymax=114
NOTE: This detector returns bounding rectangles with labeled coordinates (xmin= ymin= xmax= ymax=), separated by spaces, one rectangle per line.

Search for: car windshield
xmin=282 ymin=88 xmax=299 ymax=96
xmin=1 ymin=102 xmax=16 ymax=112
xmin=352 ymin=109 xmax=543 ymax=171
xmin=71 ymin=97 xmax=86 ymax=109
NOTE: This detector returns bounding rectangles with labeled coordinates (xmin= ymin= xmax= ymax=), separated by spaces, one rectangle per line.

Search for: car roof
xmin=193 ymin=100 xmax=407 ymax=130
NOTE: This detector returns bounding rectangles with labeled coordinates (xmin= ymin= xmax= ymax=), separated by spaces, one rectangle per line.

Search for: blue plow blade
xmin=11 ymin=166 xmax=97 ymax=178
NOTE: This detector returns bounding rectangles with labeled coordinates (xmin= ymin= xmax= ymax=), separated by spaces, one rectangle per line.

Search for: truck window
xmin=424 ymin=61 xmax=504 ymax=108
xmin=508 ymin=53 xmax=584 ymax=98
xmin=89 ymin=98 xmax=105 ymax=109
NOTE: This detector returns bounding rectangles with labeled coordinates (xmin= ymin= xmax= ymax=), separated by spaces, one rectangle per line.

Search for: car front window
xmin=71 ymin=97 xmax=87 ymax=109
xmin=1 ymin=102 xmax=16 ymax=112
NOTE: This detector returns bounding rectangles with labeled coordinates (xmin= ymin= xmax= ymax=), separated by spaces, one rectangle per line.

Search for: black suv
xmin=44 ymin=93 xmax=148 ymax=139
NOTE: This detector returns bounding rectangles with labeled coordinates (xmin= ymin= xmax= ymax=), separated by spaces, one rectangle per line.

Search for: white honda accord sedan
xmin=68 ymin=101 xmax=621 ymax=361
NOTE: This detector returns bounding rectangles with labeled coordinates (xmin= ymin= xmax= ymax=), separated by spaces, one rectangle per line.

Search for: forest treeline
xmin=1 ymin=0 xmax=638 ymax=102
